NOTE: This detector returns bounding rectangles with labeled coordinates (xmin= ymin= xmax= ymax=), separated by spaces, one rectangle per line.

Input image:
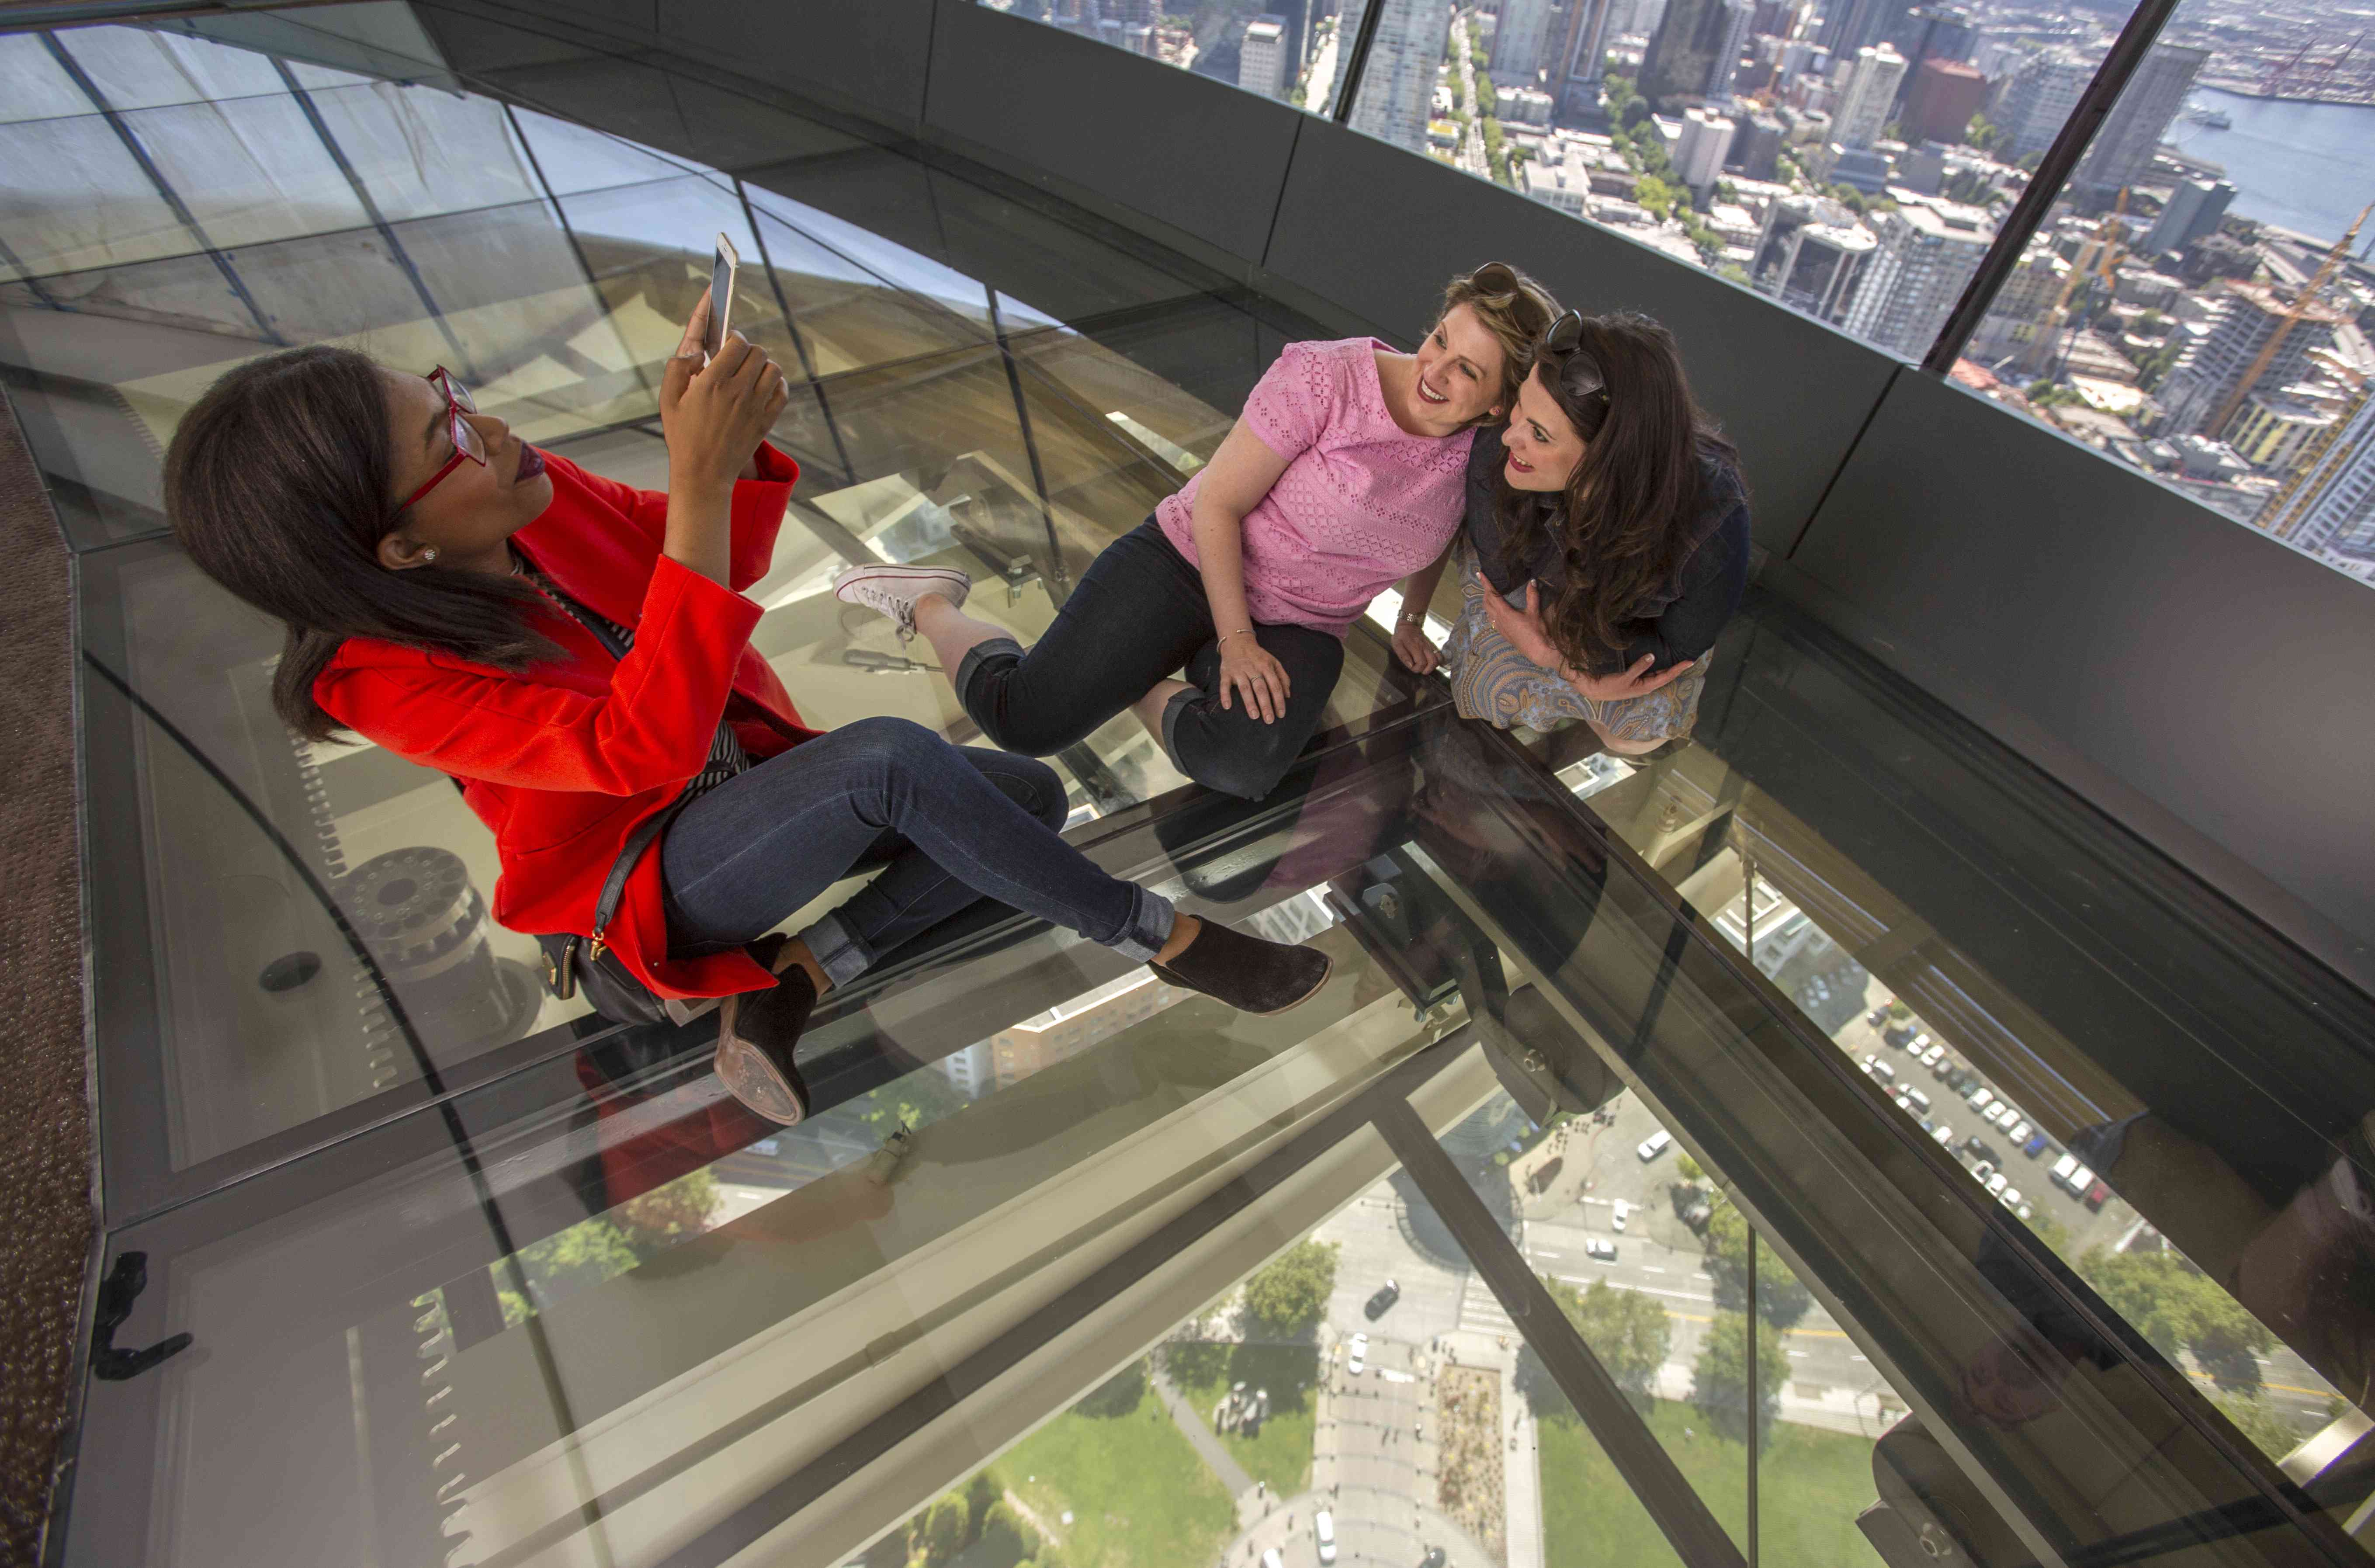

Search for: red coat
xmin=316 ymin=444 xmax=820 ymax=1000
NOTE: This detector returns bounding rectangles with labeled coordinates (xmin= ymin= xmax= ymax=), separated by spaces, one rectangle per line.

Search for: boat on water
xmin=2183 ymin=104 xmax=2233 ymax=129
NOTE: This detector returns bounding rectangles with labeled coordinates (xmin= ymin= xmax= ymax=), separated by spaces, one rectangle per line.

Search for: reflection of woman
xmin=1394 ymin=311 xmax=1750 ymax=754
xmin=833 ymin=263 xmax=1559 ymax=800
xmin=163 ymin=293 xmax=1330 ymax=1127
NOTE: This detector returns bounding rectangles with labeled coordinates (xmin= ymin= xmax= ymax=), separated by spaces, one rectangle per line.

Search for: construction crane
xmin=2200 ymin=198 xmax=2373 ymax=440
xmin=2257 ymin=377 xmax=2367 ymax=538
xmin=2042 ymin=187 xmax=2130 ymax=382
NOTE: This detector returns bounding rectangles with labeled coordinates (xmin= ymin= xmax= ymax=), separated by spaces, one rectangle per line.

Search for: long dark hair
xmin=163 ymin=346 xmax=554 ymax=742
xmin=1494 ymin=312 xmax=1741 ymax=674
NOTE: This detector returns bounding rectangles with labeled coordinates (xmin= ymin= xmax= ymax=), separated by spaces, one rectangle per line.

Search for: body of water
xmin=2167 ymin=87 xmax=2375 ymax=250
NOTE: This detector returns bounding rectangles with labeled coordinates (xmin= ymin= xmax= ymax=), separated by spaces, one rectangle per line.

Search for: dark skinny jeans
xmin=660 ymin=716 xmax=1174 ymax=983
xmin=955 ymin=520 xmax=1344 ymax=801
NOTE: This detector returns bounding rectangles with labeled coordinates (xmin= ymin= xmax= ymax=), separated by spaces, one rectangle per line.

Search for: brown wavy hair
xmin=1494 ymin=312 xmax=1740 ymax=674
xmin=1435 ymin=262 xmax=1562 ymax=420
xmin=164 ymin=345 xmax=555 ymax=742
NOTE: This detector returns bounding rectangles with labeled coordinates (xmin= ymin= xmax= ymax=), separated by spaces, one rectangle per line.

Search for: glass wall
xmin=1336 ymin=0 xmax=2149 ymax=362
xmin=1944 ymin=0 xmax=2375 ymax=590
xmin=980 ymin=0 xmax=1356 ymax=115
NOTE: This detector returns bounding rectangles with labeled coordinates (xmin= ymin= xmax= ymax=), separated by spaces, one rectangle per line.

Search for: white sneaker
xmin=832 ymin=563 xmax=971 ymax=640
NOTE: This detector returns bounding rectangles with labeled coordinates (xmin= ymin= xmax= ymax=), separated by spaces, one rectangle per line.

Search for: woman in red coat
xmin=164 ymin=294 xmax=1330 ymax=1125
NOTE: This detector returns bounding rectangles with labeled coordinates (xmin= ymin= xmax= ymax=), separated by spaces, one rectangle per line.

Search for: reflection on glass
xmin=981 ymin=0 xmax=1348 ymax=115
xmin=1945 ymin=1 xmax=2375 ymax=590
xmin=1432 ymin=1085 xmax=1749 ymax=1555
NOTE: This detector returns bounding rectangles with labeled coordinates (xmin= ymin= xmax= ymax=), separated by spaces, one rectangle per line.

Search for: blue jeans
xmin=954 ymin=520 xmax=1344 ymax=801
xmin=660 ymin=716 xmax=1174 ymax=986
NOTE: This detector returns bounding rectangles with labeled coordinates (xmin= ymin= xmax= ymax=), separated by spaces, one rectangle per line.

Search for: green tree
xmin=2079 ymin=1247 xmax=2275 ymax=1394
xmin=610 ymin=1167 xmax=721 ymax=1253
xmin=1242 ymin=1239 xmax=1340 ymax=1333
xmin=1076 ymin=1359 xmax=1148 ymax=1418
xmin=978 ymin=1501 xmax=1040 ymax=1568
xmin=1691 ymin=1310 xmax=1786 ymax=1446
xmin=965 ymin=1472 xmax=1001 ymax=1541
xmin=1634 ymin=173 xmax=1676 ymax=221
xmin=1558 ymin=1277 xmax=1672 ymax=1410
xmin=2215 ymin=1389 xmax=2305 ymax=1461
xmin=1675 ymin=1152 xmax=1706 ymax=1184
xmin=1702 ymin=1205 xmax=1812 ymax=1331
xmin=1964 ymin=114 xmax=2002 ymax=154
xmin=916 ymin=1493 xmax=969 ymax=1565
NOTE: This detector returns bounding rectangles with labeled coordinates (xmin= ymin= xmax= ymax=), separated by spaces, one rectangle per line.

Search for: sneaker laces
xmin=842 ymin=579 xmax=919 ymax=639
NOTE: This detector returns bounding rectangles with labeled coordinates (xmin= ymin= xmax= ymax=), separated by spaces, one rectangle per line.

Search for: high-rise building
xmin=1240 ymin=16 xmax=1289 ymax=98
xmin=1995 ymin=49 xmax=2094 ymax=162
xmin=2154 ymin=281 xmax=2346 ymax=438
xmin=2145 ymin=177 xmax=2236 ymax=256
xmin=1900 ymin=56 xmax=1983 ymax=143
xmin=2070 ymin=43 xmax=2207 ymax=209
xmin=1333 ymin=0 xmax=1456 ymax=152
xmin=1839 ymin=198 xmax=1995 ymax=357
xmin=1491 ymin=0 xmax=1555 ymax=85
xmin=1897 ymin=4 xmax=1972 ymax=69
xmin=1750 ymin=0 xmax=1796 ymax=39
xmin=1548 ymin=0 xmax=1621 ymax=121
xmin=1726 ymin=112 xmax=1786 ymax=180
xmin=1832 ymin=43 xmax=1906 ymax=148
xmin=1816 ymin=0 xmax=1909 ymax=61
xmin=1965 ymin=237 xmax=2070 ymax=374
xmin=1640 ymin=0 xmax=1749 ymax=106
xmin=1675 ymin=107 xmax=1739 ymax=191
xmin=2264 ymin=388 xmax=2375 ymax=557
xmin=1752 ymin=194 xmax=1876 ymax=322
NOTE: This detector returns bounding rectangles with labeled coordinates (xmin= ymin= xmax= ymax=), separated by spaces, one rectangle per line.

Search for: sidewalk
xmin=1150 ymin=1365 xmax=1257 ymax=1502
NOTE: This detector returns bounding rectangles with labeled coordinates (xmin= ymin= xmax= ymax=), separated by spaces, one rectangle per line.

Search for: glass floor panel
xmin=13 ymin=9 xmax=2372 ymax=1568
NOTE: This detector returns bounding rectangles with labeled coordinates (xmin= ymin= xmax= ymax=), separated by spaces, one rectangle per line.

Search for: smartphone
xmin=701 ymin=232 xmax=739 ymax=360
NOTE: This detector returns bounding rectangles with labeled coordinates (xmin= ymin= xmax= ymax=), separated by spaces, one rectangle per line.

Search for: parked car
xmin=2024 ymin=1134 xmax=2053 ymax=1160
xmin=1365 ymin=1280 xmax=1401 ymax=1320
xmin=1882 ymin=1022 xmax=1917 ymax=1049
xmin=1637 ymin=1131 xmax=1674 ymax=1162
xmin=2083 ymin=1181 xmax=2111 ymax=1212
xmin=1420 ymin=1550 xmax=1446 ymax=1568
xmin=2017 ymin=1203 xmax=2034 ymax=1221
xmin=2000 ymin=1186 xmax=2022 ymax=1210
xmin=1966 ymin=1086 xmax=1996 ymax=1112
xmin=1317 ymin=1511 xmax=1338 ymax=1565
xmin=2050 ymin=1153 xmax=2081 ymax=1190
xmin=1265 ymin=1550 xmax=1284 ymax=1568
xmin=1920 ymin=1043 xmax=1947 ymax=1068
xmin=1986 ymin=1171 xmax=2010 ymax=1197
xmin=1863 ymin=1054 xmax=1895 ymax=1081
xmin=2005 ymin=1119 xmax=2032 ymax=1145
xmin=1868 ymin=1006 xmax=1894 ymax=1029
xmin=1611 ymin=1200 xmax=1630 ymax=1233
xmin=1963 ymin=1135 xmax=2000 ymax=1165
xmin=1984 ymin=1102 xmax=2015 ymax=1127
xmin=1347 ymin=1334 xmax=1368 ymax=1375
xmin=1972 ymin=1161 xmax=1997 ymax=1184
xmin=1586 ymin=1238 xmax=1619 ymax=1262
xmin=1931 ymin=1123 xmax=1955 ymax=1146
xmin=1902 ymin=1088 xmax=1933 ymax=1113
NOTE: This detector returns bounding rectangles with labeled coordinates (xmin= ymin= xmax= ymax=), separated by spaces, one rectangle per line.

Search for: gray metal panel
xmin=1785 ymin=369 xmax=2375 ymax=983
xmin=922 ymin=0 xmax=1303 ymax=277
xmin=1261 ymin=116 xmax=1901 ymax=556
xmin=657 ymin=0 xmax=937 ymax=133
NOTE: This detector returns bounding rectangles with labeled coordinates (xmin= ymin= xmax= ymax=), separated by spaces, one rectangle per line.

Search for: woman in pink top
xmin=835 ymin=263 xmax=1558 ymax=799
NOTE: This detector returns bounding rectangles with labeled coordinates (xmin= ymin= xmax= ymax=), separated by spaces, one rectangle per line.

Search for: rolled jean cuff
xmin=1111 ymin=885 xmax=1175 ymax=964
xmin=1158 ymin=685 xmax=1199 ymax=773
xmin=955 ymin=635 xmax=1026 ymax=703
xmin=796 ymin=911 xmax=874 ymax=988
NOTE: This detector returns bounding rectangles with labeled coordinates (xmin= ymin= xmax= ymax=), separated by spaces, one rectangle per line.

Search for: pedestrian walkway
xmin=1457 ymin=1273 xmax=1516 ymax=1338
xmin=1149 ymin=1365 xmax=1256 ymax=1500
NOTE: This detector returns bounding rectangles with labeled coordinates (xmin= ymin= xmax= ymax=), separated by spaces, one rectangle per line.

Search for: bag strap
xmin=523 ymin=570 xmax=692 ymax=960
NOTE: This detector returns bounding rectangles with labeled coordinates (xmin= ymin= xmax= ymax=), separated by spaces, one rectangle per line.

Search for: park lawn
xmin=1162 ymin=1342 xmax=1320 ymax=1497
xmin=1537 ymin=1401 xmax=1885 ymax=1568
xmin=1000 ymin=1375 xmax=1235 ymax=1568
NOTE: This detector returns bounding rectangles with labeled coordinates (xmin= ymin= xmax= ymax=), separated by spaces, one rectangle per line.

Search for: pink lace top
xmin=1156 ymin=337 xmax=1475 ymax=636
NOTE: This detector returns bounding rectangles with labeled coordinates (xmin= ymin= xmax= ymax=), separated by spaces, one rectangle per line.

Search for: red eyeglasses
xmin=397 ymin=368 xmax=486 ymax=511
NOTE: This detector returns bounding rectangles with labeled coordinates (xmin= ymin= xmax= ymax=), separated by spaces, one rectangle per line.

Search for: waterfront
xmin=2170 ymin=86 xmax=2375 ymax=250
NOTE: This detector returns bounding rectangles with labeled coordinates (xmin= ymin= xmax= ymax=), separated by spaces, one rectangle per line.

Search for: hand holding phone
xmin=701 ymin=232 xmax=739 ymax=361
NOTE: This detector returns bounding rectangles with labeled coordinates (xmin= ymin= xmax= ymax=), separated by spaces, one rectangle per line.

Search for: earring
xmin=421 ymin=548 xmax=440 ymax=563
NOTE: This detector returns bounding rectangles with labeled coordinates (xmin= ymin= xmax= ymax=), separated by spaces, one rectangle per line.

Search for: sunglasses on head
xmin=1539 ymin=310 xmax=1611 ymax=409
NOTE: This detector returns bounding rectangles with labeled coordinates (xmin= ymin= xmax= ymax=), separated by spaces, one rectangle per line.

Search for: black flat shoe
xmin=715 ymin=962 xmax=818 ymax=1124
xmin=1151 ymin=920 xmax=1332 ymax=1016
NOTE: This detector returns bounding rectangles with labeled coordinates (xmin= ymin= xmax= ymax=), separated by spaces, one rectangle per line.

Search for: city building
xmin=2153 ymin=280 xmax=2347 ymax=437
xmin=1832 ymin=44 xmax=1905 ymax=149
xmin=1675 ymin=106 xmax=1738 ymax=192
xmin=2227 ymin=387 xmax=2345 ymax=475
xmin=1900 ymin=56 xmax=1984 ymax=144
xmin=1839 ymin=198 xmax=1997 ymax=357
xmin=1491 ymin=0 xmax=1555 ymax=86
xmin=2264 ymin=386 xmax=2375 ymax=555
xmin=2069 ymin=42 xmax=2208 ymax=209
xmin=1995 ymin=49 xmax=2094 ymax=162
xmin=1638 ymin=0 xmax=1751 ymax=108
xmin=1239 ymin=16 xmax=1288 ymax=99
xmin=1751 ymin=194 xmax=1877 ymax=321
xmin=1816 ymin=0 xmax=1910 ymax=61
xmin=1333 ymin=0 xmax=1456 ymax=152
xmin=1550 ymin=0 xmax=1622 ymax=121
xmin=988 ymin=971 xmax=1183 ymax=1089
xmin=1725 ymin=112 xmax=1786 ymax=180
xmin=1966 ymin=238 xmax=2073 ymax=375
xmin=2144 ymin=176 xmax=2236 ymax=258
xmin=1501 ymin=85 xmax=1556 ymax=125
xmin=1895 ymin=3 xmax=1974 ymax=81
xmin=1819 ymin=141 xmax=1892 ymax=194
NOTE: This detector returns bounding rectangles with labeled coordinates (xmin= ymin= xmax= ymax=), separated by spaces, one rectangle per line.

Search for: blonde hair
xmin=1436 ymin=262 xmax=1563 ymax=418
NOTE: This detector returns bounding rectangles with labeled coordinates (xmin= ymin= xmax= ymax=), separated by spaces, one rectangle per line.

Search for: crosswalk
xmin=1458 ymin=1272 xmax=1516 ymax=1336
